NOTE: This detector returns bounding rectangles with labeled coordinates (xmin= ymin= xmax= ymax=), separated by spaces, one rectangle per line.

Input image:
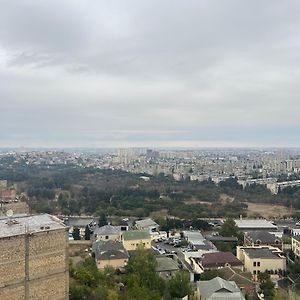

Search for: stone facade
xmin=0 ymin=217 xmax=69 ymax=300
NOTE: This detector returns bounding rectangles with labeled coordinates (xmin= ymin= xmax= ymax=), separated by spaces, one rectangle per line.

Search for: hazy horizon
xmin=1 ymin=1 xmax=300 ymax=148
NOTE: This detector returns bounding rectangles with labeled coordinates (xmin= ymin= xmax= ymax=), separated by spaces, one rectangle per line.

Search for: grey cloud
xmin=0 ymin=0 xmax=300 ymax=147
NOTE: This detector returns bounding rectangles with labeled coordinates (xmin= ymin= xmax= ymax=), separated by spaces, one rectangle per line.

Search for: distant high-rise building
xmin=0 ymin=214 xmax=69 ymax=300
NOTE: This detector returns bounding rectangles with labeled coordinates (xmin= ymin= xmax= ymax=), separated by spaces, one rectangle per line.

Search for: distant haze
xmin=1 ymin=1 xmax=300 ymax=147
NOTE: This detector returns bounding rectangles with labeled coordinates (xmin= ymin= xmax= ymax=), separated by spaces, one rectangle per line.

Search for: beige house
xmin=94 ymin=240 xmax=129 ymax=270
xmin=135 ymin=218 xmax=159 ymax=232
xmin=122 ymin=230 xmax=151 ymax=251
xmin=93 ymin=224 xmax=121 ymax=242
xmin=292 ymin=236 xmax=300 ymax=259
xmin=237 ymin=246 xmax=286 ymax=277
xmin=244 ymin=231 xmax=283 ymax=250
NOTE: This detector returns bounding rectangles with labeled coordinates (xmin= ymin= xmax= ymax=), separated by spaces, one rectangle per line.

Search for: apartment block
xmin=0 ymin=214 xmax=69 ymax=300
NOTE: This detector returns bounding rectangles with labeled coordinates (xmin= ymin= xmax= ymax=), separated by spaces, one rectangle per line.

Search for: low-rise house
xmin=292 ymin=236 xmax=300 ymax=259
xmin=183 ymin=231 xmax=216 ymax=251
xmin=216 ymin=267 xmax=256 ymax=298
xmin=122 ymin=230 xmax=151 ymax=251
xmin=93 ymin=224 xmax=121 ymax=242
xmin=244 ymin=231 xmax=283 ymax=250
xmin=155 ymin=256 xmax=179 ymax=278
xmin=234 ymin=219 xmax=277 ymax=231
xmin=135 ymin=218 xmax=159 ymax=232
xmin=237 ymin=246 xmax=286 ymax=277
xmin=184 ymin=249 xmax=218 ymax=273
xmin=196 ymin=252 xmax=244 ymax=273
xmin=94 ymin=240 xmax=129 ymax=270
xmin=65 ymin=217 xmax=95 ymax=236
xmin=291 ymin=228 xmax=300 ymax=236
xmin=197 ymin=277 xmax=245 ymax=300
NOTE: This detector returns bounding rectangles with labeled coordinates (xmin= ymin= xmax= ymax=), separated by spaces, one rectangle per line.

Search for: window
xmin=257 ymin=262 xmax=260 ymax=267
xmin=105 ymin=235 xmax=109 ymax=240
xmin=253 ymin=262 xmax=257 ymax=267
xmin=253 ymin=270 xmax=256 ymax=275
xmin=257 ymin=271 xmax=260 ymax=274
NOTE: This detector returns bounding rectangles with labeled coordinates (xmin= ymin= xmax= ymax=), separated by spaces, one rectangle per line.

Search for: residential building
xmin=291 ymin=228 xmax=300 ymax=236
xmin=197 ymin=277 xmax=245 ymax=300
xmin=155 ymin=256 xmax=179 ymax=278
xmin=121 ymin=230 xmax=151 ymax=251
xmin=93 ymin=224 xmax=121 ymax=242
xmin=0 ymin=214 xmax=69 ymax=300
xmin=237 ymin=246 xmax=286 ymax=277
xmin=214 ymin=267 xmax=256 ymax=298
xmin=244 ymin=231 xmax=283 ymax=250
xmin=195 ymin=252 xmax=243 ymax=273
xmin=65 ymin=216 xmax=95 ymax=237
xmin=292 ymin=236 xmax=300 ymax=259
xmin=94 ymin=240 xmax=129 ymax=270
xmin=183 ymin=231 xmax=216 ymax=251
xmin=135 ymin=218 xmax=159 ymax=232
xmin=234 ymin=219 xmax=277 ymax=231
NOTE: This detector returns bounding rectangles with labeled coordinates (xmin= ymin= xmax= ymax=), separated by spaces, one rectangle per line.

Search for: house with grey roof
xmin=234 ymin=219 xmax=277 ymax=231
xmin=65 ymin=216 xmax=95 ymax=236
xmin=183 ymin=231 xmax=217 ymax=251
xmin=94 ymin=240 xmax=129 ymax=270
xmin=135 ymin=218 xmax=159 ymax=232
xmin=244 ymin=231 xmax=282 ymax=250
xmin=155 ymin=256 xmax=179 ymax=278
xmin=93 ymin=224 xmax=121 ymax=242
xmin=237 ymin=246 xmax=286 ymax=277
xmin=197 ymin=277 xmax=245 ymax=300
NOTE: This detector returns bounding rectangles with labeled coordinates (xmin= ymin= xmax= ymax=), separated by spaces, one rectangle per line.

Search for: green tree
xmin=258 ymin=272 xmax=275 ymax=299
xmin=72 ymin=227 xmax=81 ymax=240
xmin=167 ymin=271 xmax=191 ymax=299
xmin=200 ymin=269 xmax=219 ymax=281
xmin=98 ymin=213 xmax=107 ymax=227
xmin=219 ymin=218 xmax=239 ymax=237
xmin=125 ymin=247 xmax=165 ymax=299
xmin=84 ymin=225 xmax=91 ymax=240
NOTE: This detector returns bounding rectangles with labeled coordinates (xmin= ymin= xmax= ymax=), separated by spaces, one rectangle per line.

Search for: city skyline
xmin=1 ymin=1 xmax=300 ymax=147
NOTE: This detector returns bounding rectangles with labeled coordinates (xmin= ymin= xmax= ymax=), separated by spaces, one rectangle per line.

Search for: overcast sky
xmin=0 ymin=0 xmax=300 ymax=148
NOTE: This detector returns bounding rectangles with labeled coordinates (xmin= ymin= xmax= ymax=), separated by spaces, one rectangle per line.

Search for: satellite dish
xmin=6 ymin=209 xmax=13 ymax=217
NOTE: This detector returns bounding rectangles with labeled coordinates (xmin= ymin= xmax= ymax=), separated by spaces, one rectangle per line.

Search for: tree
xmin=258 ymin=272 xmax=275 ymax=299
xmin=219 ymin=218 xmax=239 ymax=237
xmin=98 ymin=213 xmax=107 ymax=227
xmin=84 ymin=225 xmax=91 ymax=240
xmin=72 ymin=227 xmax=81 ymax=240
xmin=167 ymin=271 xmax=191 ymax=299
xmin=200 ymin=269 xmax=219 ymax=281
xmin=125 ymin=247 xmax=165 ymax=299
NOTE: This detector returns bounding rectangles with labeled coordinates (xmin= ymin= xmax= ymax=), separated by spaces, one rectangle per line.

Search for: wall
xmin=292 ymin=237 xmax=300 ymax=258
xmin=122 ymin=238 xmax=151 ymax=251
xmin=96 ymin=258 xmax=128 ymax=270
xmin=0 ymin=228 xmax=69 ymax=300
xmin=95 ymin=233 xmax=120 ymax=242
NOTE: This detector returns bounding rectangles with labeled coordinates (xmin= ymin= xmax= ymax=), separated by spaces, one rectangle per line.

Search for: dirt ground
xmin=245 ymin=202 xmax=294 ymax=218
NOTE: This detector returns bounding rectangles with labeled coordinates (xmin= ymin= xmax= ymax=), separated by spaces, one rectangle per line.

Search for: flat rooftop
xmin=234 ymin=219 xmax=277 ymax=230
xmin=0 ymin=214 xmax=66 ymax=238
xmin=244 ymin=248 xmax=279 ymax=259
